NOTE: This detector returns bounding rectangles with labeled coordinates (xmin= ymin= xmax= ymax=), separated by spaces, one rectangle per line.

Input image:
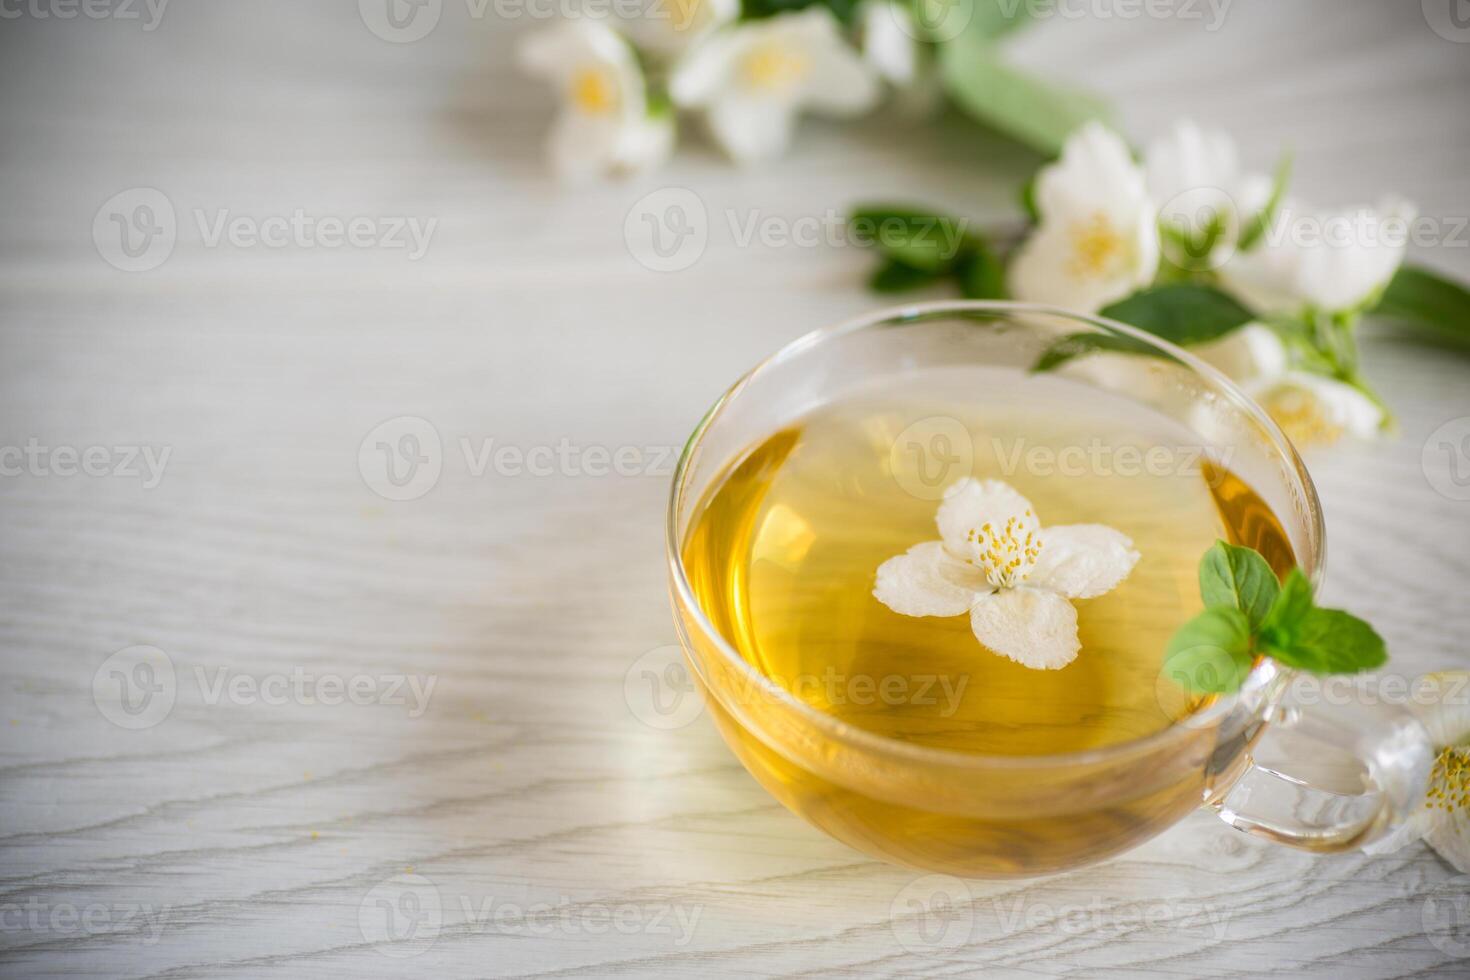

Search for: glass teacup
xmin=666 ymin=301 xmax=1433 ymax=878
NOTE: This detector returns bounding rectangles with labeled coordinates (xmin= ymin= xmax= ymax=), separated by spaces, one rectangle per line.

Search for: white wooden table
xmin=1 ymin=2 xmax=1468 ymax=976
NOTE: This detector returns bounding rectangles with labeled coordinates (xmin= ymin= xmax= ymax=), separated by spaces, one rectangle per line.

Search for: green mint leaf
xmin=1259 ymin=568 xmax=1314 ymax=649
xmin=938 ymin=38 xmax=1112 ymax=157
xmin=1373 ymin=264 xmax=1470 ymax=348
xmin=849 ymin=206 xmax=971 ymax=273
xmin=1030 ymin=332 xmax=1163 ymax=372
xmin=1237 ymin=150 xmax=1292 ymax=253
xmin=1199 ymin=540 xmax=1280 ymax=632
xmin=869 ymin=259 xmax=938 ymax=293
xmin=956 ymin=238 xmax=1007 ymax=299
xmin=739 ymin=0 xmax=860 ymax=25
xmin=1098 ymin=283 xmax=1256 ymax=347
xmin=1265 ymin=607 xmax=1388 ymax=675
xmin=1163 ymin=607 xmax=1253 ymax=694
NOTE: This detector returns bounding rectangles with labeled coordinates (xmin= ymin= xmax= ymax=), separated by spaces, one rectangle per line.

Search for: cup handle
xmin=1210 ymin=681 xmax=1436 ymax=852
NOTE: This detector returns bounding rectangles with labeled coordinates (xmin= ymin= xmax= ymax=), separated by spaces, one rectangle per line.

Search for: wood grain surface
xmin=1 ymin=1 xmax=1468 ymax=976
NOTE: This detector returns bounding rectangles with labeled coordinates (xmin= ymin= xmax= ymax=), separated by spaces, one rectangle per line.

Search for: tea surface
xmin=683 ymin=377 xmax=1294 ymax=756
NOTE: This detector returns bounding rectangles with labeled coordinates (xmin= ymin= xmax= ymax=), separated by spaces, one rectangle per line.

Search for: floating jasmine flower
xmin=518 ymin=21 xmax=674 ymax=182
xmin=668 ymin=8 xmax=881 ymax=165
xmin=1194 ymin=324 xmax=1385 ymax=444
xmin=1219 ymin=197 xmax=1416 ymax=316
xmin=1009 ymin=123 xmax=1161 ymax=314
xmin=1363 ymin=671 xmax=1470 ymax=872
xmin=873 ymin=478 xmax=1139 ymax=670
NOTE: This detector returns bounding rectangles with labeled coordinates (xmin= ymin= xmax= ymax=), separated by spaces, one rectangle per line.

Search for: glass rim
xmin=665 ymin=299 xmax=1324 ymax=771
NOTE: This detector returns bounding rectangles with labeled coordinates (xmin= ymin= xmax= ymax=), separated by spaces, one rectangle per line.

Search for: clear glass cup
xmin=665 ymin=301 xmax=1435 ymax=879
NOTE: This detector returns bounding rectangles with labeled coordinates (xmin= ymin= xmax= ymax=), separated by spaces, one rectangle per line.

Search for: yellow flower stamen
xmin=1067 ymin=211 xmax=1128 ymax=280
xmin=964 ymin=509 xmax=1041 ymax=589
xmin=741 ymin=43 xmax=808 ymax=92
xmin=1426 ymin=745 xmax=1470 ymax=814
xmin=570 ymin=67 xmax=618 ymax=115
xmin=1262 ymin=388 xmax=1343 ymax=446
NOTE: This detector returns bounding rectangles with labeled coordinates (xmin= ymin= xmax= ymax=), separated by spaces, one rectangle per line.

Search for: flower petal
xmin=1254 ymin=372 xmax=1385 ymax=444
xmin=860 ymin=0 xmax=918 ymax=85
xmin=935 ymin=478 xmax=1036 ymax=554
xmin=1423 ymin=801 xmax=1470 ymax=873
xmin=1030 ymin=524 xmax=1140 ymax=600
xmin=1144 ymin=118 xmax=1240 ymax=207
xmin=799 ymin=14 xmax=882 ymax=115
xmin=1409 ymin=671 xmax=1470 ymax=748
xmin=667 ymin=28 xmax=740 ymax=107
xmin=1193 ymin=322 xmax=1289 ymax=384
xmin=705 ymin=94 xmax=798 ymax=164
xmin=970 ymin=587 xmax=1080 ymax=670
xmin=873 ymin=541 xmax=983 ymax=617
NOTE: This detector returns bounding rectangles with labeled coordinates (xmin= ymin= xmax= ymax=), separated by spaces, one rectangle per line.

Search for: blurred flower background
xmin=518 ymin=0 xmax=1469 ymax=448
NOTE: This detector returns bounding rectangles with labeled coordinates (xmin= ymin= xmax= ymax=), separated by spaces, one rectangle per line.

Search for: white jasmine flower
xmin=1219 ymin=197 xmax=1416 ymax=316
xmin=1144 ymin=119 xmax=1272 ymax=267
xmin=620 ymin=0 xmax=737 ymax=55
xmin=518 ymin=22 xmax=674 ymax=182
xmin=1362 ymin=671 xmax=1470 ymax=872
xmin=669 ymin=8 xmax=881 ymax=165
xmin=873 ymin=478 xmax=1139 ymax=670
xmin=1009 ymin=123 xmax=1161 ymax=314
xmin=1194 ymin=324 xmax=1384 ymax=444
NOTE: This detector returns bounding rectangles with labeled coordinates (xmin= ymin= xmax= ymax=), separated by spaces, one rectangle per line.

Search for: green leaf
xmin=740 ymin=0 xmax=860 ymax=24
xmin=1373 ymin=264 xmax=1470 ymax=346
xmin=1019 ymin=174 xmax=1040 ymax=223
xmin=870 ymin=260 xmax=938 ymax=293
xmin=1258 ymin=569 xmax=1314 ymax=649
xmin=1237 ymin=150 xmax=1292 ymax=253
xmin=1265 ymin=607 xmax=1388 ymax=675
xmin=938 ymin=35 xmax=1112 ymax=157
xmin=1163 ymin=607 xmax=1254 ymax=694
xmin=1031 ymin=332 xmax=1159 ymax=372
xmin=1098 ymin=283 xmax=1256 ymax=346
xmin=956 ymin=239 xmax=1007 ymax=299
xmin=1199 ymin=540 xmax=1280 ymax=632
xmin=849 ymin=206 xmax=971 ymax=273
xmin=1033 ymin=283 xmax=1255 ymax=371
